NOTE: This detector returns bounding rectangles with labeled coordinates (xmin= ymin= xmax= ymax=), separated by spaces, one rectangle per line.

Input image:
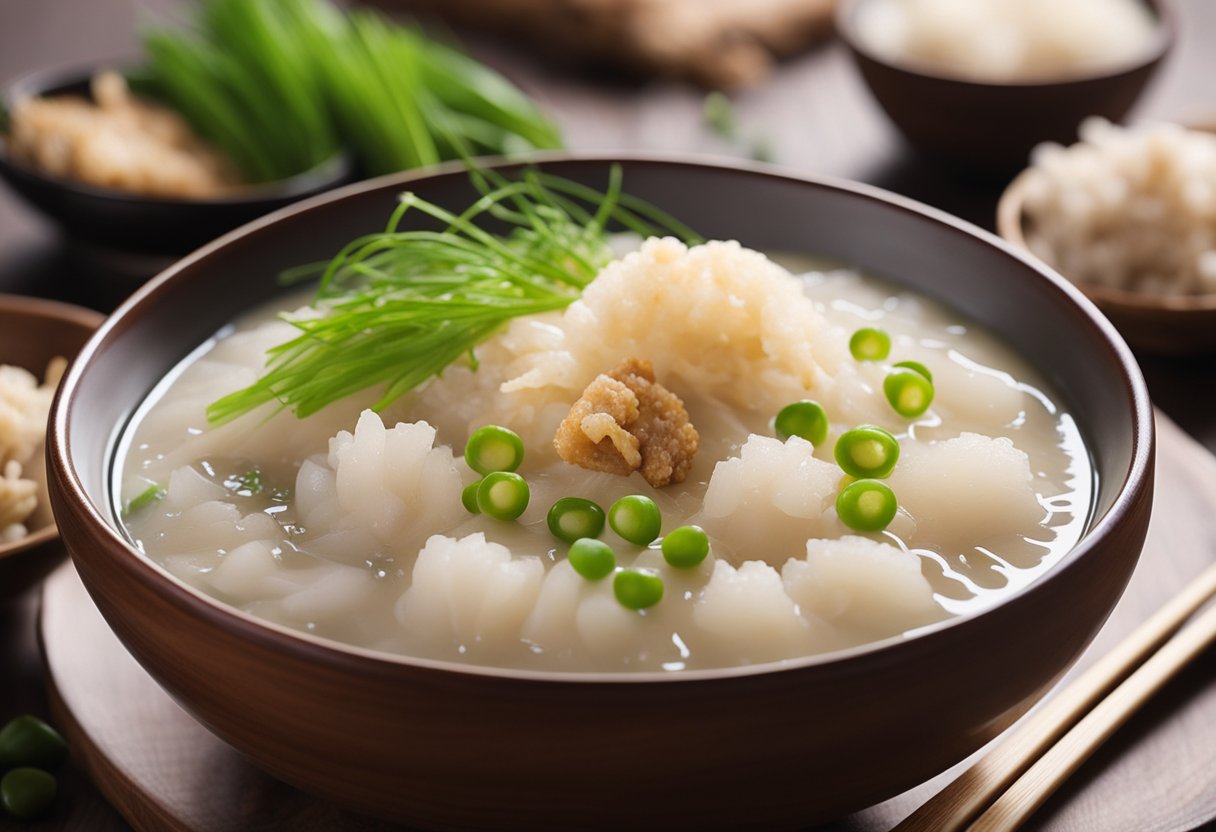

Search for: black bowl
xmin=0 ymin=62 xmax=353 ymax=256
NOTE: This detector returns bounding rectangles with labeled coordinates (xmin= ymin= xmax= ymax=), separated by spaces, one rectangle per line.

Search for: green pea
xmin=893 ymin=359 xmax=933 ymax=383
xmin=608 ymin=495 xmax=662 ymax=546
xmin=836 ymin=479 xmax=899 ymax=532
xmin=849 ymin=327 xmax=891 ymax=361
xmin=613 ymin=569 xmax=664 ymax=610
xmin=1 ymin=768 xmax=57 ymax=820
xmin=567 ymin=538 xmax=616 ymax=581
xmin=464 ymin=425 xmax=525 ymax=475
xmin=774 ymin=400 xmax=829 ymax=446
xmin=461 ymin=480 xmax=482 ymax=514
xmin=0 ymin=715 xmax=67 ymax=770
xmin=661 ymin=525 xmax=710 ymax=568
xmin=476 ymin=471 xmax=530 ymax=521
xmin=883 ymin=368 xmax=935 ymax=418
xmin=547 ymin=497 xmax=606 ymax=544
xmin=834 ymin=425 xmax=900 ymax=479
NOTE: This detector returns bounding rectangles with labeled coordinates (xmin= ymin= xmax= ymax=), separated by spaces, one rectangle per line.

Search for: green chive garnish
xmin=122 ymin=484 xmax=166 ymax=516
xmin=206 ymin=166 xmax=701 ymax=424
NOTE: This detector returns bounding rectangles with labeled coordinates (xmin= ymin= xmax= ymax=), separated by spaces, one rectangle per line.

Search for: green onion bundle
xmin=207 ymin=166 xmax=700 ymax=423
xmin=139 ymin=0 xmax=562 ymax=183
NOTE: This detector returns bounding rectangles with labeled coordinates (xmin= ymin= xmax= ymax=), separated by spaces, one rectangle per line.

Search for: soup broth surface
xmin=118 ymin=239 xmax=1093 ymax=672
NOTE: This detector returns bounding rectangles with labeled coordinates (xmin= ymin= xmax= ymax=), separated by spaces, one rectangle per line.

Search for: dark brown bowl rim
xmin=835 ymin=0 xmax=1176 ymax=89
xmin=0 ymin=59 xmax=352 ymax=206
xmin=0 ymin=294 xmax=103 ymax=561
xmin=998 ymin=166 xmax=1216 ymax=313
xmin=50 ymin=152 xmax=1155 ymax=684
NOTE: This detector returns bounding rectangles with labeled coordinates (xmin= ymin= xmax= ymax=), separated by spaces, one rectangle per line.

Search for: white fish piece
xmin=783 ymin=536 xmax=944 ymax=642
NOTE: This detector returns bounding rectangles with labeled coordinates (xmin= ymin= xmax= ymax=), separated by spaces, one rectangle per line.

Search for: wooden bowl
xmin=835 ymin=0 xmax=1175 ymax=176
xmin=0 ymin=63 xmax=353 ymax=257
xmin=0 ymin=295 xmax=102 ymax=600
xmin=999 ymin=165 xmax=1216 ymax=355
xmin=46 ymin=157 xmax=1154 ymax=829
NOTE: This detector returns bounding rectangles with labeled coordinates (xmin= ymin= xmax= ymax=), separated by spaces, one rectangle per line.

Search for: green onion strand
xmin=207 ymin=167 xmax=698 ymax=424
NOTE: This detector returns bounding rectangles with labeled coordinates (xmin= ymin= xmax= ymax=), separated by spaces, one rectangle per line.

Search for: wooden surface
xmin=1 ymin=0 xmax=1216 ymax=829
xmin=28 ymin=413 xmax=1216 ymax=832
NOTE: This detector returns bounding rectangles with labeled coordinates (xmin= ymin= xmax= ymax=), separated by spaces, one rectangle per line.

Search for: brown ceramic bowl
xmin=836 ymin=0 xmax=1175 ymax=176
xmin=0 ymin=63 xmax=353 ymax=257
xmin=47 ymin=156 xmax=1154 ymax=829
xmin=0 ymin=295 xmax=102 ymax=600
xmin=999 ymin=164 xmax=1216 ymax=355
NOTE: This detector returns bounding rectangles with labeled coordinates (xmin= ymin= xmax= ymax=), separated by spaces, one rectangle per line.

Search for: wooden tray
xmin=39 ymin=413 xmax=1216 ymax=831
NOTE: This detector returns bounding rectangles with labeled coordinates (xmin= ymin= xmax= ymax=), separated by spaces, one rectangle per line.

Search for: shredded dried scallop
xmin=7 ymin=72 xmax=240 ymax=198
xmin=0 ymin=358 xmax=65 ymax=542
xmin=1023 ymin=118 xmax=1216 ymax=297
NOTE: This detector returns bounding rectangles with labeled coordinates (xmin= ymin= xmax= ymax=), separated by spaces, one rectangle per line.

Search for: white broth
xmin=117 ymin=238 xmax=1093 ymax=671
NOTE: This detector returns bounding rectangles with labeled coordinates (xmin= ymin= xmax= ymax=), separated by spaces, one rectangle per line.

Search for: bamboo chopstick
xmin=970 ymin=598 xmax=1216 ymax=830
xmin=893 ymin=559 xmax=1216 ymax=832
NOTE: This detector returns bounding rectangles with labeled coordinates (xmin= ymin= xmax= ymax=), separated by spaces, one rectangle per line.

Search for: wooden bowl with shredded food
xmin=998 ymin=120 xmax=1216 ymax=356
xmin=0 ymin=294 xmax=102 ymax=599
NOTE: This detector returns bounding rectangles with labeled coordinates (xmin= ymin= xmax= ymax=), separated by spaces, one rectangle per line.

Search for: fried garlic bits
xmin=554 ymin=358 xmax=698 ymax=487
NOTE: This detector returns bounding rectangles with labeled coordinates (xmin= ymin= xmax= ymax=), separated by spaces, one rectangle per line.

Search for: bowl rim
xmin=49 ymin=152 xmax=1155 ymax=684
xmin=0 ymin=293 xmax=104 ymax=561
xmin=998 ymin=164 xmax=1216 ymax=314
xmin=834 ymin=0 xmax=1176 ymax=89
xmin=0 ymin=59 xmax=353 ymax=206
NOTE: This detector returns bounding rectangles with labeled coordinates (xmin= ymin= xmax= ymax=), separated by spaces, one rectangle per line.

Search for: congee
xmin=116 ymin=172 xmax=1093 ymax=672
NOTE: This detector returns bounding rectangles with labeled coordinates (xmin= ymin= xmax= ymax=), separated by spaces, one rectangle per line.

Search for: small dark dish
xmin=836 ymin=0 xmax=1175 ymax=176
xmin=0 ymin=295 xmax=102 ymax=599
xmin=0 ymin=63 xmax=353 ymax=257
xmin=48 ymin=156 xmax=1153 ymax=829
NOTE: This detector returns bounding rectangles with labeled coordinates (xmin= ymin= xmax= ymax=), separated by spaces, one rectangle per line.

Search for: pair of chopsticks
xmin=894 ymin=559 xmax=1216 ymax=832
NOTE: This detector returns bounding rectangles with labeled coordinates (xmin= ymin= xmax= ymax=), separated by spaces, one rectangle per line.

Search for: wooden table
xmin=1 ymin=1 xmax=1214 ymax=829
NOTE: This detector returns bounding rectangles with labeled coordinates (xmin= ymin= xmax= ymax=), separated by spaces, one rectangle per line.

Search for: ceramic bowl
xmin=47 ymin=157 xmax=1154 ymax=829
xmin=836 ymin=0 xmax=1175 ymax=176
xmin=0 ymin=295 xmax=102 ymax=599
xmin=998 ymin=165 xmax=1216 ymax=355
xmin=0 ymin=63 xmax=353 ymax=256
